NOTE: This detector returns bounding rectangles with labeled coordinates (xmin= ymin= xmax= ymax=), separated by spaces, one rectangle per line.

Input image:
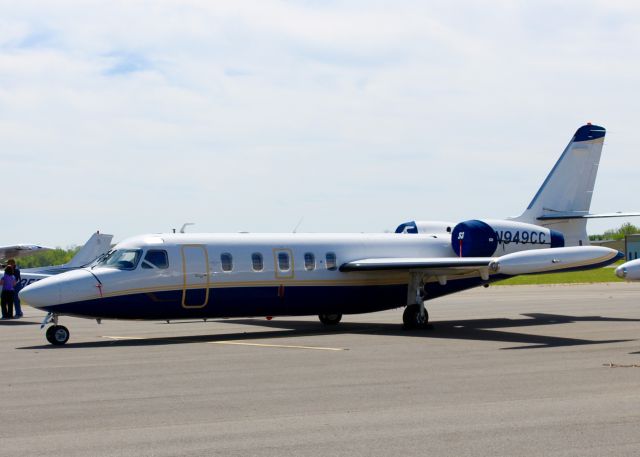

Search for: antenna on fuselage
xmin=180 ymin=223 xmax=195 ymax=233
xmin=292 ymin=217 xmax=304 ymax=234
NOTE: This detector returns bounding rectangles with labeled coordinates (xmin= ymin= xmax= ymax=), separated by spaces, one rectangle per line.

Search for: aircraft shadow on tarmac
xmin=0 ymin=319 xmax=40 ymax=327
xmin=18 ymin=313 xmax=639 ymax=350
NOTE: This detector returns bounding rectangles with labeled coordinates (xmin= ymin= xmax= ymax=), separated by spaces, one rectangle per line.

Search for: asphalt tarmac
xmin=1 ymin=283 xmax=640 ymax=457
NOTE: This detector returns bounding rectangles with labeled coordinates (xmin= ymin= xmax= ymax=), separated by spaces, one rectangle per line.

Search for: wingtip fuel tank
xmin=489 ymin=246 xmax=621 ymax=276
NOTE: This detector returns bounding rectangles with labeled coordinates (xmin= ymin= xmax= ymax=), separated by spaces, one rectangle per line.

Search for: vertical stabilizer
xmin=513 ymin=124 xmax=606 ymax=246
xmin=64 ymin=232 xmax=114 ymax=268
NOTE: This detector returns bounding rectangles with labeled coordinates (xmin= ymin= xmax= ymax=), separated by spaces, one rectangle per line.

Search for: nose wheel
xmin=41 ymin=313 xmax=70 ymax=345
xmin=46 ymin=325 xmax=70 ymax=345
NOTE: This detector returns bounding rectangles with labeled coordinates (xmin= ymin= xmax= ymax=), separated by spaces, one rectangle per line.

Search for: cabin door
xmin=181 ymin=245 xmax=210 ymax=308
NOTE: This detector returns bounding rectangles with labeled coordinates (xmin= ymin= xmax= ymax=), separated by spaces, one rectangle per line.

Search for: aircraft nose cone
xmin=20 ymin=269 xmax=100 ymax=311
xmin=19 ymin=278 xmax=61 ymax=310
xmin=615 ymin=266 xmax=627 ymax=279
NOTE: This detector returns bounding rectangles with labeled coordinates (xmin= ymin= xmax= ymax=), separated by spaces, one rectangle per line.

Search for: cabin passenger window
xmin=251 ymin=253 xmax=263 ymax=271
xmin=141 ymin=250 xmax=169 ymax=269
xmin=278 ymin=252 xmax=290 ymax=271
xmin=221 ymin=253 xmax=233 ymax=272
xmin=304 ymin=252 xmax=315 ymax=271
xmin=325 ymin=252 xmax=337 ymax=271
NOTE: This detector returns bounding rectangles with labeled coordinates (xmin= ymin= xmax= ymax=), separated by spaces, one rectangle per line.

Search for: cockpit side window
xmin=98 ymin=249 xmax=142 ymax=270
xmin=141 ymin=250 xmax=169 ymax=269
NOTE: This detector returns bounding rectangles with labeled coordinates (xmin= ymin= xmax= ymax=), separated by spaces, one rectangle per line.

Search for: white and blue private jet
xmin=21 ymin=124 xmax=638 ymax=345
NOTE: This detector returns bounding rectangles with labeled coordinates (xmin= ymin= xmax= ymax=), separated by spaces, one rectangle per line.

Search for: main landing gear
xmin=403 ymin=304 xmax=429 ymax=329
xmin=318 ymin=313 xmax=342 ymax=326
xmin=403 ymin=272 xmax=430 ymax=330
xmin=41 ymin=313 xmax=70 ymax=345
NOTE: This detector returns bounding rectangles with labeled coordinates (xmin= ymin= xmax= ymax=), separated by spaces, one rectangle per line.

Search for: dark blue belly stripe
xmin=41 ymin=276 xmax=505 ymax=320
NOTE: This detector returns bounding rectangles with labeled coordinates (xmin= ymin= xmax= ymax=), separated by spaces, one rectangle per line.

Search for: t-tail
xmin=512 ymin=123 xmax=640 ymax=246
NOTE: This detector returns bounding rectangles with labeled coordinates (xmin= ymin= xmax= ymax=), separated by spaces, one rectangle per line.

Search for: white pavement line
xmin=101 ymin=336 xmax=147 ymax=340
xmin=208 ymin=341 xmax=347 ymax=351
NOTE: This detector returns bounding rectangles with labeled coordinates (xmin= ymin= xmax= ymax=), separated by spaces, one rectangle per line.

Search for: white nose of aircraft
xmin=19 ymin=275 xmax=62 ymax=309
xmin=615 ymin=259 xmax=640 ymax=280
xmin=19 ymin=269 xmax=98 ymax=310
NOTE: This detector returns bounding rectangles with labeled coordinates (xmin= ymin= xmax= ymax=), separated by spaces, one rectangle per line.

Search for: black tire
xmin=46 ymin=325 xmax=70 ymax=345
xmin=319 ymin=313 xmax=342 ymax=325
xmin=402 ymin=304 xmax=429 ymax=329
xmin=45 ymin=325 xmax=55 ymax=344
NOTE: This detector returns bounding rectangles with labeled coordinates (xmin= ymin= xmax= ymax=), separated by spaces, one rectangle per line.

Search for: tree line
xmin=13 ymin=247 xmax=81 ymax=268
xmin=588 ymin=222 xmax=639 ymax=241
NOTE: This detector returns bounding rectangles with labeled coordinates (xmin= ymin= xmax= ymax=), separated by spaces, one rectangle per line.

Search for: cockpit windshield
xmin=96 ymin=249 xmax=142 ymax=270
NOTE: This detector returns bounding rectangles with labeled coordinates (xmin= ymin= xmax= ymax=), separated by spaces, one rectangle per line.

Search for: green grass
xmin=494 ymin=261 xmax=625 ymax=286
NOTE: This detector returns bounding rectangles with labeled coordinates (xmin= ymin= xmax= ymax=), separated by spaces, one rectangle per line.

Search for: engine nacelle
xmin=451 ymin=219 xmax=564 ymax=257
xmin=395 ymin=220 xmax=454 ymax=235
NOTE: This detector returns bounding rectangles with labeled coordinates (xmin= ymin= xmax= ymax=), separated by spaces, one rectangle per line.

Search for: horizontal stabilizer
xmin=537 ymin=211 xmax=640 ymax=220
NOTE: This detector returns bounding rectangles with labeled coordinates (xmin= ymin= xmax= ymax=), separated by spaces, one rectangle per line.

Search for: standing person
xmin=0 ymin=266 xmax=16 ymax=319
xmin=7 ymin=259 xmax=22 ymax=318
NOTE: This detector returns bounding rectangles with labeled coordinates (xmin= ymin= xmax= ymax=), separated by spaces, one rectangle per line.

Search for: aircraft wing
xmin=340 ymin=246 xmax=621 ymax=276
xmin=0 ymin=244 xmax=53 ymax=261
xmin=339 ymin=257 xmax=492 ymax=274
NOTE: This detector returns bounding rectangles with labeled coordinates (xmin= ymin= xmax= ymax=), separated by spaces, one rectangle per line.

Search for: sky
xmin=2 ymin=0 xmax=640 ymax=247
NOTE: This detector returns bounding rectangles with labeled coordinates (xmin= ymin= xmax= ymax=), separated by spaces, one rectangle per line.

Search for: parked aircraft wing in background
xmin=0 ymin=244 xmax=52 ymax=262
xmin=20 ymin=232 xmax=113 ymax=288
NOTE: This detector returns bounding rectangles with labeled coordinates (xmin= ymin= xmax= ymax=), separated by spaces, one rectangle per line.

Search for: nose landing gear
xmin=41 ymin=313 xmax=70 ymax=345
xmin=46 ymin=325 xmax=70 ymax=345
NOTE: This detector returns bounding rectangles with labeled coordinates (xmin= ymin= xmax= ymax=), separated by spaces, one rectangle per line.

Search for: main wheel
xmin=319 ymin=313 xmax=342 ymax=325
xmin=46 ymin=325 xmax=70 ymax=345
xmin=402 ymin=304 xmax=429 ymax=329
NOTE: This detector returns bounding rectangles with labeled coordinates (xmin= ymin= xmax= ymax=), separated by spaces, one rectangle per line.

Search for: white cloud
xmin=1 ymin=0 xmax=640 ymax=245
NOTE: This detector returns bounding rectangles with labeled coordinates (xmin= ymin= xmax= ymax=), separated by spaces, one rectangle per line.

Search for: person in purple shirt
xmin=7 ymin=259 xmax=22 ymax=318
xmin=1 ymin=266 xmax=16 ymax=319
